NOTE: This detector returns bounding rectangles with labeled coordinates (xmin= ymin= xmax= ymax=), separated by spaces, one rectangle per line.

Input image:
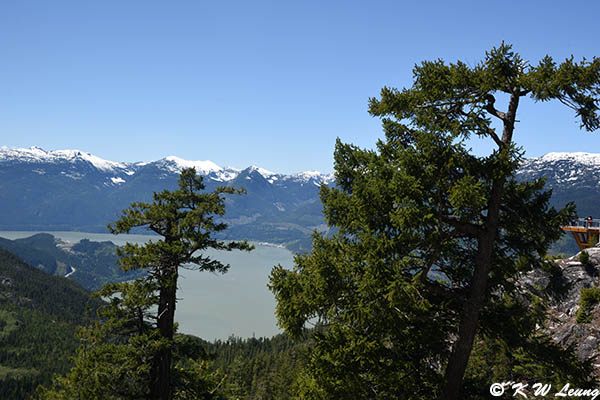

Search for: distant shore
xmin=254 ymin=241 xmax=286 ymax=249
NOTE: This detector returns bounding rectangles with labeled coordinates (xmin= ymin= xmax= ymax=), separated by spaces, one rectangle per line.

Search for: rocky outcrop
xmin=522 ymin=246 xmax=600 ymax=368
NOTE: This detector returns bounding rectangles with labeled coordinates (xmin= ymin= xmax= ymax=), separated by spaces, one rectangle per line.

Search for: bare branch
xmin=483 ymin=94 xmax=507 ymax=120
xmin=487 ymin=130 xmax=504 ymax=148
xmin=442 ymin=216 xmax=483 ymax=238
xmin=422 ymin=279 xmax=466 ymax=302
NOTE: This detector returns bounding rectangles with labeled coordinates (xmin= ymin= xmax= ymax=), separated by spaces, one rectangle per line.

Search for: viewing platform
xmin=561 ymin=218 xmax=600 ymax=250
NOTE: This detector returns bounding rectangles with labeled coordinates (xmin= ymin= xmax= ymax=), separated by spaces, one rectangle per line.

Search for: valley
xmin=0 ymin=231 xmax=294 ymax=341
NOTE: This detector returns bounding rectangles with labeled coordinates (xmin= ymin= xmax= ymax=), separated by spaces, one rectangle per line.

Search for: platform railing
xmin=563 ymin=218 xmax=600 ymax=229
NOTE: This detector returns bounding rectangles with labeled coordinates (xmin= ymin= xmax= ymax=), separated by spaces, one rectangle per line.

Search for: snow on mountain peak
xmin=161 ymin=156 xmax=222 ymax=174
xmin=293 ymin=170 xmax=324 ymax=181
xmin=0 ymin=146 xmax=127 ymax=171
xmin=55 ymin=149 xmax=127 ymax=171
xmin=0 ymin=146 xmax=335 ymax=184
xmin=290 ymin=170 xmax=335 ymax=185
xmin=538 ymin=152 xmax=600 ymax=167
xmin=248 ymin=165 xmax=276 ymax=178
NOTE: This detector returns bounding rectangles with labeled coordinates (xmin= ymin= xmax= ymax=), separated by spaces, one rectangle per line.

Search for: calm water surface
xmin=0 ymin=231 xmax=295 ymax=341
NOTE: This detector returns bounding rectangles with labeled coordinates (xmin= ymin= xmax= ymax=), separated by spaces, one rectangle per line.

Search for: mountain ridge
xmin=1 ymin=145 xmax=599 ymax=253
xmin=0 ymin=146 xmax=334 ymax=251
xmin=0 ymin=146 xmax=334 ymax=184
xmin=7 ymin=146 xmax=600 ymax=184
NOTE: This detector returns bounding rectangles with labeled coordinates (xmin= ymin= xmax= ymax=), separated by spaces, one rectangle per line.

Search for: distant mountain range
xmin=518 ymin=152 xmax=600 ymax=217
xmin=1 ymin=146 xmax=600 ymax=253
xmin=0 ymin=147 xmax=334 ymax=251
xmin=516 ymin=152 xmax=600 ymax=254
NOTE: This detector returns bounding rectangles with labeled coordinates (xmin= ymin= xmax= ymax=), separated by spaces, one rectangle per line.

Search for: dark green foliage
xmin=580 ymin=250 xmax=591 ymax=266
xmin=38 ymin=168 xmax=251 ymax=400
xmin=466 ymin=336 xmax=595 ymax=399
xmin=538 ymin=258 xmax=569 ymax=299
xmin=0 ymin=248 xmax=99 ymax=399
xmin=576 ymin=287 xmax=600 ymax=323
xmin=588 ymin=233 xmax=599 ymax=248
xmin=205 ymin=333 xmax=309 ymax=399
xmin=579 ymin=250 xmax=597 ymax=277
xmin=0 ymin=248 xmax=99 ymax=325
xmin=0 ymin=234 xmax=63 ymax=275
xmin=270 ymin=44 xmax=600 ymax=398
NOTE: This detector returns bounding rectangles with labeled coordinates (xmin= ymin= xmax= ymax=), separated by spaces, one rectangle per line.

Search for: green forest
xmin=0 ymin=248 xmax=102 ymax=398
xmin=2 ymin=44 xmax=600 ymax=399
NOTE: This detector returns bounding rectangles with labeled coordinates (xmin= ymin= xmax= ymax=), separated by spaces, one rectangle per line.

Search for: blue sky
xmin=1 ymin=1 xmax=599 ymax=173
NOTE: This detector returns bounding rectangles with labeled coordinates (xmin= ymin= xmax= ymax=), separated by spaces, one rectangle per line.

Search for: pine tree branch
xmin=488 ymin=130 xmax=505 ymax=148
xmin=442 ymin=216 xmax=483 ymax=238
xmin=483 ymin=94 xmax=507 ymax=121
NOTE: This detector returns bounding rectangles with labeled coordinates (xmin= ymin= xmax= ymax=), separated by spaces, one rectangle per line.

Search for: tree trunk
xmin=151 ymin=266 xmax=178 ymax=400
xmin=442 ymin=91 xmax=520 ymax=399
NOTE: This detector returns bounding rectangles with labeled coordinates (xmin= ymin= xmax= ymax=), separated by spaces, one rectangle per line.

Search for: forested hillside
xmin=207 ymin=333 xmax=309 ymax=399
xmin=0 ymin=244 xmax=305 ymax=400
xmin=0 ymin=234 xmax=141 ymax=290
xmin=0 ymin=248 xmax=101 ymax=399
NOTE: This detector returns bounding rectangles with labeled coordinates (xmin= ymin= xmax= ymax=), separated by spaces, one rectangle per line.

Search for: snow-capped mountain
xmin=2 ymin=146 xmax=599 ymax=252
xmin=516 ymin=152 xmax=600 ymax=222
xmin=0 ymin=146 xmax=129 ymax=172
xmin=0 ymin=147 xmax=333 ymax=251
xmin=518 ymin=152 xmax=600 ymax=188
xmin=0 ymin=146 xmax=333 ymax=187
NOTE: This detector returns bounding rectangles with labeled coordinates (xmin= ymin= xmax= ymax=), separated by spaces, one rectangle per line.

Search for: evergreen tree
xmin=269 ymin=44 xmax=600 ymax=399
xmin=38 ymin=168 xmax=252 ymax=400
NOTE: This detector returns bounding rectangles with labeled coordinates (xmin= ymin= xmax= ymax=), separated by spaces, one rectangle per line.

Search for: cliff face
xmin=522 ymin=246 xmax=600 ymax=368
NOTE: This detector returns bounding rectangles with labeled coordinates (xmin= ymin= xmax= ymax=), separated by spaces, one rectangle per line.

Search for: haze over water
xmin=0 ymin=231 xmax=295 ymax=341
